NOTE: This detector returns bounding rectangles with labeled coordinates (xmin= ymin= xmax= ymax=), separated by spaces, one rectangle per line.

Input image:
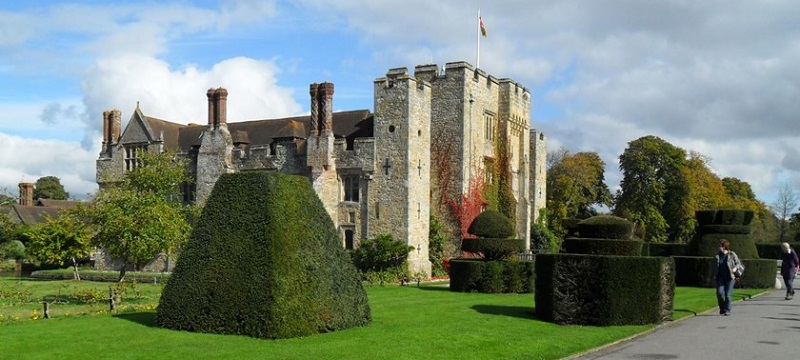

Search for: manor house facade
xmin=96 ymin=61 xmax=547 ymax=276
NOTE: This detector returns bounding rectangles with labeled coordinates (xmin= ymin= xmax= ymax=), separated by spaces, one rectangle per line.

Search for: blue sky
xmin=2 ymin=0 xmax=800 ymax=208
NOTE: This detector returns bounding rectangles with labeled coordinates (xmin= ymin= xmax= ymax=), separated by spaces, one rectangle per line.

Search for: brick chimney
xmin=109 ymin=109 xmax=121 ymax=145
xmin=319 ymin=82 xmax=334 ymax=135
xmin=207 ymin=88 xmax=216 ymax=127
xmin=216 ymin=88 xmax=228 ymax=126
xmin=18 ymin=182 xmax=33 ymax=206
xmin=309 ymin=84 xmax=319 ymax=136
xmin=207 ymin=88 xmax=229 ymax=128
xmin=102 ymin=110 xmax=110 ymax=148
xmin=309 ymin=82 xmax=334 ymax=136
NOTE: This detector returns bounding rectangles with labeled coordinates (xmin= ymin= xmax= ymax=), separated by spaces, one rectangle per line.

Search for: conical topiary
xmin=156 ymin=172 xmax=371 ymax=338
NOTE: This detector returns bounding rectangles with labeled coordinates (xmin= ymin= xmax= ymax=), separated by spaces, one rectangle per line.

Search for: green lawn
xmin=0 ymin=278 xmax=765 ymax=360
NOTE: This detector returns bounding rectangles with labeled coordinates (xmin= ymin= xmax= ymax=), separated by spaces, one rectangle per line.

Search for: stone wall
xmin=371 ymin=68 xmax=432 ymax=276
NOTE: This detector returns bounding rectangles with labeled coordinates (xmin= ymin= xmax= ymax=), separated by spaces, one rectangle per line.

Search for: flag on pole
xmin=479 ymin=15 xmax=487 ymax=37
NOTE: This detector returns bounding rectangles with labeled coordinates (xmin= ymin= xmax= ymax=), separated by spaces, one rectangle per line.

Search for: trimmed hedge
xmin=562 ymin=238 xmax=643 ymax=256
xmin=535 ymin=254 xmax=674 ymax=326
xmin=687 ymin=233 xmax=759 ymax=259
xmin=156 ymin=172 xmax=370 ymax=339
xmin=448 ymin=259 xmax=535 ymax=293
xmin=576 ymin=215 xmax=633 ymax=239
xmin=673 ymin=256 xmax=775 ymax=288
xmin=695 ymin=209 xmax=754 ymax=226
xmin=642 ymin=243 xmax=688 ymax=257
xmin=461 ymin=238 xmax=526 ymax=261
xmin=468 ymin=210 xmax=515 ymax=239
xmin=757 ymin=243 xmax=800 ymax=260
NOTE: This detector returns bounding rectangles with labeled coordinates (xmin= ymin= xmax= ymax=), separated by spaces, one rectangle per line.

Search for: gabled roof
xmin=36 ymin=199 xmax=82 ymax=209
xmin=9 ymin=205 xmax=61 ymax=226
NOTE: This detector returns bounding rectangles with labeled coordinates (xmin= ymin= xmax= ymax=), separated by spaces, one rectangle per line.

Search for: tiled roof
xmin=9 ymin=205 xmax=61 ymax=226
xmin=36 ymin=199 xmax=82 ymax=209
xmin=171 ymin=110 xmax=373 ymax=152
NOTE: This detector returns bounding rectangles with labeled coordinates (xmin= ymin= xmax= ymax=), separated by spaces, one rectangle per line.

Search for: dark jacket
xmin=781 ymin=249 xmax=800 ymax=277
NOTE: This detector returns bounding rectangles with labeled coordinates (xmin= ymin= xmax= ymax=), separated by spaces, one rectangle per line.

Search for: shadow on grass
xmin=471 ymin=304 xmax=536 ymax=320
xmin=113 ymin=312 xmax=158 ymax=327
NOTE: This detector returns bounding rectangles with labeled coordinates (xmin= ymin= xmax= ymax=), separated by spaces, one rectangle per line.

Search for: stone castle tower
xmin=96 ymin=61 xmax=546 ymax=277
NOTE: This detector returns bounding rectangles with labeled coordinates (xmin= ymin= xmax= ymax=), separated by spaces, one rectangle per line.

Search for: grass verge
xmin=0 ymin=279 xmax=765 ymax=360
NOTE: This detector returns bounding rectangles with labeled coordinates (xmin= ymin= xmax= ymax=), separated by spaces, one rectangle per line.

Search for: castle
xmin=96 ymin=61 xmax=547 ymax=277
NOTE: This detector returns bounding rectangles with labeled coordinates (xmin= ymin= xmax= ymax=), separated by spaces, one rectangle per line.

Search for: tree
xmin=615 ymin=135 xmax=687 ymax=242
xmin=722 ymin=177 xmax=774 ymax=242
xmin=26 ymin=211 xmax=92 ymax=280
xmin=34 ymin=176 xmax=69 ymax=200
xmin=546 ymin=150 xmax=612 ymax=239
xmin=670 ymin=152 xmax=731 ymax=242
xmin=771 ymin=181 xmax=798 ymax=243
xmin=79 ymin=151 xmax=193 ymax=281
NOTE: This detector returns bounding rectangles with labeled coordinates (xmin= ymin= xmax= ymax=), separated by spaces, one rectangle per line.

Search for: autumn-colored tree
xmin=615 ymin=135 xmax=687 ymax=242
xmin=721 ymin=177 xmax=773 ymax=242
xmin=667 ymin=152 xmax=732 ymax=242
xmin=26 ymin=211 xmax=92 ymax=280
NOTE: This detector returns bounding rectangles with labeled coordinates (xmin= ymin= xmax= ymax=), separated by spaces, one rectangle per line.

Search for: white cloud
xmin=0 ymin=133 xmax=99 ymax=200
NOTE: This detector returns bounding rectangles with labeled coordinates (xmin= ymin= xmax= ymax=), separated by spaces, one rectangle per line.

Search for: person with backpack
xmin=713 ymin=239 xmax=744 ymax=316
xmin=780 ymin=242 xmax=800 ymax=300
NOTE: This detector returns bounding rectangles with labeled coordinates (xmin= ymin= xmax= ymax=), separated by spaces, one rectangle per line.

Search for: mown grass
xmin=0 ymin=278 xmax=766 ymax=360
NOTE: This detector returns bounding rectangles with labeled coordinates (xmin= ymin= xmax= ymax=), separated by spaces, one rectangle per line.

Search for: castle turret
xmin=371 ymin=67 xmax=432 ymax=276
xmin=18 ymin=182 xmax=33 ymax=206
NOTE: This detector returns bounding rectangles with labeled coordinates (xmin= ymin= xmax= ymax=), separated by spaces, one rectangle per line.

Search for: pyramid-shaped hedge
xmin=156 ymin=172 xmax=371 ymax=338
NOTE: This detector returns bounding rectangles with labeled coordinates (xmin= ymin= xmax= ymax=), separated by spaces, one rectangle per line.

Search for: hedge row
xmin=687 ymin=233 xmax=759 ymax=259
xmin=641 ymin=243 xmax=689 ymax=257
xmin=448 ymin=259 xmax=535 ymax=293
xmin=561 ymin=238 xmax=643 ymax=256
xmin=534 ymin=254 xmax=674 ymax=326
xmin=756 ymin=243 xmax=800 ymax=260
xmin=673 ymin=256 xmax=776 ymax=288
xmin=576 ymin=215 xmax=633 ymax=239
xmin=460 ymin=239 xmax=526 ymax=261
xmin=156 ymin=172 xmax=370 ymax=339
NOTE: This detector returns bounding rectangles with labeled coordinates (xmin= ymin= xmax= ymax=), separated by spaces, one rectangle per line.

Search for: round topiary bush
xmin=156 ymin=172 xmax=371 ymax=339
xmin=468 ymin=210 xmax=515 ymax=239
xmin=577 ymin=215 xmax=634 ymax=240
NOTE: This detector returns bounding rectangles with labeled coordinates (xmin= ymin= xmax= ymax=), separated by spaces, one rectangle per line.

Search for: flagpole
xmin=476 ymin=8 xmax=481 ymax=69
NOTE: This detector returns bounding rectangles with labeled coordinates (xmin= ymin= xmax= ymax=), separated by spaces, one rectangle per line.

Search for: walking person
xmin=780 ymin=242 xmax=800 ymax=300
xmin=713 ymin=239 xmax=743 ymax=316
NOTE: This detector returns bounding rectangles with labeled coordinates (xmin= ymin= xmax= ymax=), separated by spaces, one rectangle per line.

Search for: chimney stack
xmin=102 ymin=110 xmax=110 ymax=148
xmin=216 ymin=88 xmax=228 ymax=126
xmin=319 ymin=82 xmax=334 ymax=135
xmin=309 ymin=84 xmax=319 ymax=136
xmin=207 ymin=88 xmax=216 ymax=127
xmin=207 ymin=88 xmax=229 ymax=128
xmin=109 ymin=109 xmax=121 ymax=145
xmin=18 ymin=182 xmax=33 ymax=206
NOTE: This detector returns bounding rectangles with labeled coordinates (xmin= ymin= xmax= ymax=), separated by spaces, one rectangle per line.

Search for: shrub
xmin=535 ymin=254 xmax=674 ymax=326
xmin=576 ymin=215 xmax=633 ymax=240
xmin=351 ymin=234 xmax=413 ymax=273
xmin=561 ymin=238 xmax=643 ymax=256
xmin=467 ymin=210 xmax=514 ymax=239
xmin=461 ymin=238 xmax=526 ymax=261
xmin=757 ymin=243 xmax=800 ymax=259
xmin=673 ymin=256 xmax=775 ymax=288
xmin=156 ymin=172 xmax=370 ymax=339
xmin=448 ymin=259 xmax=535 ymax=293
